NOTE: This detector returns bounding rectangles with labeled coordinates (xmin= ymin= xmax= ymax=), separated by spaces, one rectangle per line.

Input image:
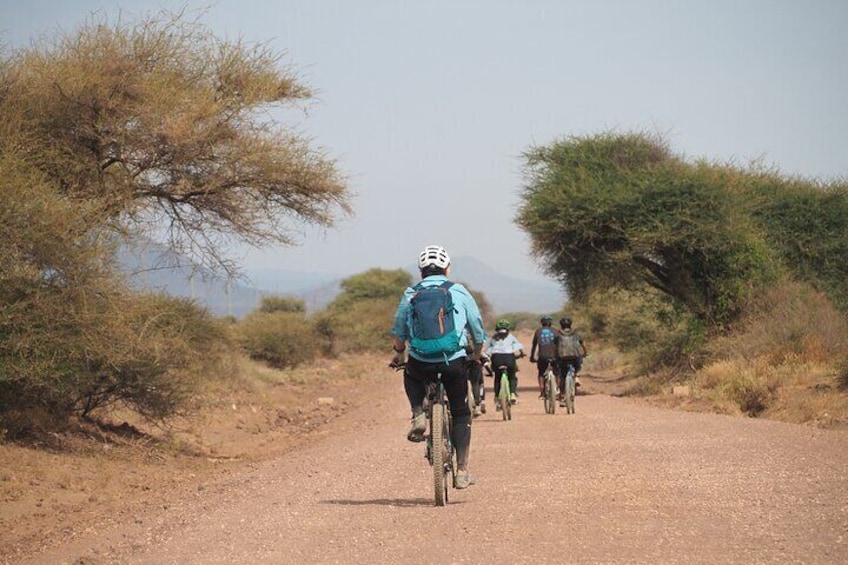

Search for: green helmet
xmin=495 ymin=318 xmax=511 ymax=331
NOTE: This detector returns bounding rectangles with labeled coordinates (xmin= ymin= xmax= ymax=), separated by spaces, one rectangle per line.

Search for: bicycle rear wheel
xmin=545 ymin=372 xmax=557 ymax=414
xmin=431 ymin=403 xmax=450 ymax=506
xmin=466 ymin=380 xmax=477 ymax=416
xmin=499 ymin=373 xmax=510 ymax=421
xmin=564 ymin=371 xmax=576 ymax=414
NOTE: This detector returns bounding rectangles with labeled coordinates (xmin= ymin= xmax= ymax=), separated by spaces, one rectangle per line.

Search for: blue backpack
xmin=408 ymin=281 xmax=460 ymax=357
xmin=537 ymin=327 xmax=557 ymax=358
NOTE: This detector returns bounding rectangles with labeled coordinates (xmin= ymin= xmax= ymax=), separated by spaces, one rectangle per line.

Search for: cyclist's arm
xmin=389 ymin=288 xmax=414 ymax=352
xmin=529 ymin=331 xmax=539 ymax=361
xmin=512 ymin=336 xmax=525 ymax=358
xmin=579 ymin=335 xmax=588 ymax=357
xmin=456 ymin=285 xmax=487 ymax=348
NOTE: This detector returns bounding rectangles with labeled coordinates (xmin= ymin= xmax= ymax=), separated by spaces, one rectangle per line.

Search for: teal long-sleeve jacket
xmin=391 ymin=274 xmax=487 ymax=363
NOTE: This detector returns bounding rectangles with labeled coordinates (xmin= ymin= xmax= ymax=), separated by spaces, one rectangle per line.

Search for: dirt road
xmin=21 ymin=372 xmax=848 ymax=564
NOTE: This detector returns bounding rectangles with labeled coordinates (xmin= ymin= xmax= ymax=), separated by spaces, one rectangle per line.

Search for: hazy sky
xmin=3 ymin=0 xmax=846 ymax=283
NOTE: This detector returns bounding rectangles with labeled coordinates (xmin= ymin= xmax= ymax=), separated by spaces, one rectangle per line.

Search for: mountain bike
xmin=391 ymin=362 xmax=456 ymax=506
xmin=425 ymin=374 xmax=456 ymax=505
xmin=560 ymin=359 xmax=576 ymax=415
xmin=496 ymin=365 xmax=512 ymax=421
xmin=542 ymin=359 xmax=558 ymax=415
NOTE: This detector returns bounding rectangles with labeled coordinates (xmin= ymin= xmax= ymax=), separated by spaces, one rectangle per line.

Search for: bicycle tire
xmin=431 ymin=403 xmax=449 ymax=506
xmin=545 ymin=371 xmax=557 ymax=414
xmin=499 ymin=372 xmax=510 ymax=421
xmin=444 ymin=403 xmax=455 ymax=500
xmin=466 ymin=380 xmax=476 ymax=416
xmin=565 ymin=370 xmax=576 ymax=414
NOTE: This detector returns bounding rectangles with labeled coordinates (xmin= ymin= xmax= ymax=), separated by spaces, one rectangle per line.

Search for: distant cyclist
xmin=390 ymin=245 xmax=487 ymax=489
xmin=484 ymin=319 xmax=525 ymax=406
xmin=530 ymin=315 xmax=560 ymax=398
xmin=557 ymin=316 xmax=588 ymax=403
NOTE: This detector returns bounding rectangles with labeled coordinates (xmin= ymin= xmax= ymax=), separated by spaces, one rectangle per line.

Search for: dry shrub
xmin=626 ymin=374 xmax=667 ymax=397
xmin=235 ymin=311 xmax=318 ymax=369
xmin=838 ymin=359 xmax=848 ymax=391
xmin=771 ymin=377 xmax=848 ymax=428
xmin=718 ymin=367 xmax=779 ymax=417
xmin=694 ymin=280 xmax=848 ymax=421
xmin=711 ymin=280 xmax=848 ymax=364
xmin=259 ymin=296 xmax=306 ymax=314
xmin=580 ymin=286 xmax=698 ymax=373
xmin=315 ymin=297 xmax=398 ymax=355
xmin=696 ymin=348 xmax=846 ymax=425
xmin=585 ymin=349 xmax=620 ymax=372
xmin=0 ymin=288 xmax=234 ymax=439
xmin=696 ymin=359 xmax=739 ymax=391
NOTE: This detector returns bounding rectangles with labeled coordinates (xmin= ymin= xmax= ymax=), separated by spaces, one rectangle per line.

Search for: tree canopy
xmin=1 ymin=8 xmax=351 ymax=274
xmin=516 ymin=132 xmax=848 ymax=328
xmin=0 ymin=8 xmax=351 ymax=434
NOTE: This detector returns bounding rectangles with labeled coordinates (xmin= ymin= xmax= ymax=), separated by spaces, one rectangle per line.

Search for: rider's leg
xmin=469 ymin=363 xmax=483 ymax=405
xmin=443 ymin=357 xmax=471 ymax=420
xmin=452 ymin=414 xmax=471 ymax=469
xmin=536 ymin=359 xmax=546 ymax=396
xmin=508 ymin=366 xmax=518 ymax=401
xmin=442 ymin=359 xmax=474 ymax=482
xmin=575 ymin=356 xmax=584 ymax=386
xmin=556 ymin=358 xmax=565 ymax=396
xmin=402 ymin=359 xmax=429 ymax=441
xmin=402 ymin=360 xmax=427 ymax=417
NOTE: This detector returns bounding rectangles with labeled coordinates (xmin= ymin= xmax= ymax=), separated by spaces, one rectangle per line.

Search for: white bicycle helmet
xmin=418 ymin=245 xmax=451 ymax=270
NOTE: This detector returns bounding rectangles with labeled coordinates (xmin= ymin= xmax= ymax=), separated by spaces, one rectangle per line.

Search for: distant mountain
xmin=244 ymin=268 xmax=339 ymax=294
xmin=117 ymin=242 xmax=267 ymax=318
xmin=118 ymin=242 xmax=566 ymax=318
xmin=409 ymin=256 xmax=567 ymax=315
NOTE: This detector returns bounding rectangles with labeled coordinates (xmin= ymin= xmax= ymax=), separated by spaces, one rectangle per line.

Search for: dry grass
xmin=647 ymin=282 xmax=848 ymax=427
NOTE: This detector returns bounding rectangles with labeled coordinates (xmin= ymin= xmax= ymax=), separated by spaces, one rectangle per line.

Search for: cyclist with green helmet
xmin=484 ymin=319 xmax=525 ymax=406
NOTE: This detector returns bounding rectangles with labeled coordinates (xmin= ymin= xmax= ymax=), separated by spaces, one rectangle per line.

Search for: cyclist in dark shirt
xmin=529 ymin=315 xmax=560 ymax=398
xmin=557 ymin=316 xmax=589 ymax=400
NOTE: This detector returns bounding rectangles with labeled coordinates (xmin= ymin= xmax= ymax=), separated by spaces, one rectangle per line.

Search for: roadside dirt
xmin=0 ymin=355 xmax=382 ymax=564
xmin=3 ymin=346 xmax=848 ymax=564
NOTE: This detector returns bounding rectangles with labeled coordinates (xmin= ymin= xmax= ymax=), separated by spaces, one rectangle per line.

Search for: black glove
xmin=390 ymin=351 xmax=405 ymax=368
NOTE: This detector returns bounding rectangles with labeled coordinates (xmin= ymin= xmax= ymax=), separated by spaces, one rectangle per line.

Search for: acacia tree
xmin=747 ymin=174 xmax=848 ymax=312
xmin=1 ymin=8 xmax=351 ymax=274
xmin=0 ymin=9 xmax=351 ymax=434
xmin=516 ymin=132 xmax=778 ymax=328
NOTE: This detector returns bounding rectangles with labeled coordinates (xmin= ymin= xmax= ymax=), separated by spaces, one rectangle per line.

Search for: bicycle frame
xmin=543 ymin=359 xmax=557 ymax=415
xmin=561 ymin=360 xmax=576 ymax=414
xmin=496 ymin=366 xmax=512 ymax=421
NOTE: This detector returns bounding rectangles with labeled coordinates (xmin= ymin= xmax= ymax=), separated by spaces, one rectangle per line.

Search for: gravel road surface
xmin=22 ymin=375 xmax=848 ymax=564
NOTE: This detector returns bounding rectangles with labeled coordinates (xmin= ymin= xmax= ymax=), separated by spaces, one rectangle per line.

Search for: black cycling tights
xmin=403 ymin=356 xmax=472 ymax=469
xmin=489 ymin=353 xmax=518 ymax=397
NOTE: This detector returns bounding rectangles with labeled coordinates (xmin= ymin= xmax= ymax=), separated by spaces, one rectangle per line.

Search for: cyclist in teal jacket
xmin=390 ymin=245 xmax=487 ymax=489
